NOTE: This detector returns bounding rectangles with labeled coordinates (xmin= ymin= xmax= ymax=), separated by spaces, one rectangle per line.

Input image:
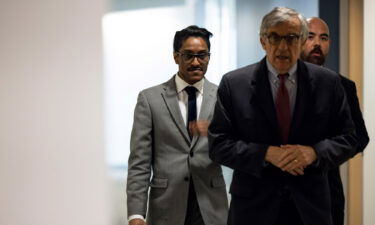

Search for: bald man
xmin=301 ymin=17 xmax=369 ymax=225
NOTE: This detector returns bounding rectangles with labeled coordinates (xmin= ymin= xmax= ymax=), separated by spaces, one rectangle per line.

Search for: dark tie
xmin=185 ymin=86 xmax=197 ymax=138
xmin=185 ymin=86 xmax=205 ymax=225
xmin=276 ymin=74 xmax=291 ymax=144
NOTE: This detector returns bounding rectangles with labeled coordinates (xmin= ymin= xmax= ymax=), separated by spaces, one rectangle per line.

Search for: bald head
xmin=307 ymin=17 xmax=330 ymax=36
xmin=300 ymin=17 xmax=331 ymax=65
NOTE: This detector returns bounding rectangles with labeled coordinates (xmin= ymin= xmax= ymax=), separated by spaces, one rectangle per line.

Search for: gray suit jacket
xmin=127 ymin=76 xmax=228 ymax=225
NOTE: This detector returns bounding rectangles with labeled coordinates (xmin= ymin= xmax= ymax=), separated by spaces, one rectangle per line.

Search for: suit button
xmin=190 ymin=151 xmax=194 ymax=157
xmin=184 ymin=176 xmax=189 ymax=182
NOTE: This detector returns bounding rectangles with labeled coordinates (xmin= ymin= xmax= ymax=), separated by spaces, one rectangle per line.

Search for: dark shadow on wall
xmin=319 ymin=0 xmax=340 ymax=72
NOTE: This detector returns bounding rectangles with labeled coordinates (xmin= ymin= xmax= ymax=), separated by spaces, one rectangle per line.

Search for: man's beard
xmin=301 ymin=47 xmax=326 ymax=66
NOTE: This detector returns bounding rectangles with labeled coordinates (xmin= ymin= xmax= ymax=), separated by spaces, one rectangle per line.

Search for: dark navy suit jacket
xmin=329 ymin=75 xmax=369 ymax=225
xmin=208 ymin=58 xmax=358 ymax=225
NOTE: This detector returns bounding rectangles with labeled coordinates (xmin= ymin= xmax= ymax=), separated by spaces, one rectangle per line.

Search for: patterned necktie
xmin=276 ymin=74 xmax=291 ymax=144
xmin=185 ymin=86 xmax=197 ymax=138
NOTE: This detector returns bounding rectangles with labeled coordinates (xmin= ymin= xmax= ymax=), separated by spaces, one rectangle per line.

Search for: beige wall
xmin=0 ymin=1 xmax=110 ymax=225
xmin=347 ymin=0 xmax=364 ymax=224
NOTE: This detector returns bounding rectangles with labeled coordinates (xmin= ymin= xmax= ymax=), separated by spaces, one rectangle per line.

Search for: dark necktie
xmin=276 ymin=74 xmax=291 ymax=144
xmin=184 ymin=86 xmax=204 ymax=224
xmin=185 ymin=86 xmax=197 ymax=138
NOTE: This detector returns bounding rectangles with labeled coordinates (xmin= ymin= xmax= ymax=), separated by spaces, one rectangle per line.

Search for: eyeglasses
xmin=177 ymin=52 xmax=211 ymax=63
xmin=266 ymin=33 xmax=301 ymax=46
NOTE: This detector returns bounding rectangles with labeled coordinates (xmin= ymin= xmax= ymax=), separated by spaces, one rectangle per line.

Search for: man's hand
xmin=278 ymin=145 xmax=317 ymax=174
xmin=265 ymin=145 xmax=317 ymax=176
xmin=265 ymin=146 xmax=284 ymax=166
xmin=265 ymin=146 xmax=304 ymax=175
xmin=129 ymin=218 xmax=147 ymax=225
xmin=189 ymin=120 xmax=210 ymax=136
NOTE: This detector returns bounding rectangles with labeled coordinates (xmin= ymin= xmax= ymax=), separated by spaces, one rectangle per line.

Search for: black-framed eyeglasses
xmin=266 ymin=33 xmax=301 ymax=46
xmin=177 ymin=52 xmax=211 ymax=63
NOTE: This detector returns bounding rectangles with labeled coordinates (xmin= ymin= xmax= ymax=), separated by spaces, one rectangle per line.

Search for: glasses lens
xmin=183 ymin=54 xmax=194 ymax=61
xmin=197 ymin=53 xmax=209 ymax=61
xmin=268 ymin=34 xmax=281 ymax=45
xmin=285 ymin=35 xmax=299 ymax=45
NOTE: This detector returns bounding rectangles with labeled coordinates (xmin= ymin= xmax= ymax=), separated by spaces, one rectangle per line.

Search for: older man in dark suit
xmin=301 ymin=17 xmax=369 ymax=225
xmin=209 ymin=7 xmax=358 ymax=225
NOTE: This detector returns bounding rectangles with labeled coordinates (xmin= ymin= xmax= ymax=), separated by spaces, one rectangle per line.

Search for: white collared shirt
xmin=175 ymin=73 xmax=204 ymax=125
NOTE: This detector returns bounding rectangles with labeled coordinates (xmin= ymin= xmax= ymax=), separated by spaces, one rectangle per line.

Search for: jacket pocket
xmin=150 ymin=177 xmax=168 ymax=188
xmin=149 ymin=178 xmax=168 ymax=200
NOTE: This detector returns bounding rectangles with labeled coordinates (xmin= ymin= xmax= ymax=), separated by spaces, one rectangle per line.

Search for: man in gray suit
xmin=126 ymin=25 xmax=228 ymax=225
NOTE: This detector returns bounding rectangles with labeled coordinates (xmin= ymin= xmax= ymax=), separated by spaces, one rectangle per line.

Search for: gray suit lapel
xmin=191 ymin=79 xmax=216 ymax=148
xmin=198 ymin=79 xmax=216 ymax=120
xmin=161 ymin=76 xmax=190 ymax=145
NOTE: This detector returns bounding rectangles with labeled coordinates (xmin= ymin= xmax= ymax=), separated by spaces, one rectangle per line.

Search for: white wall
xmin=364 ymin=0 xmax=375 ymax=225
xmin=102 ymin=4 xmax=195 ymax=166
xmin=0 ymin=1 xmax=110 ymax=225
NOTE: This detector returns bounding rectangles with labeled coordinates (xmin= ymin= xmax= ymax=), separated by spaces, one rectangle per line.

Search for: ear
xmin=260 ymin=37 xmax=267 ymax=50
xmin=173 ymin=52 xmax=179 ymax=64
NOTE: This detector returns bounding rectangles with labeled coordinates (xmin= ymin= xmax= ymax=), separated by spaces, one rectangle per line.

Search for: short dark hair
xmin=173 ymin=25 xmax=213 ymax=52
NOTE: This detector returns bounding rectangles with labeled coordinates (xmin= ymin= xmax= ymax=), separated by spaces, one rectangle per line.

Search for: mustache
xmin=309 ymin=46 xmax=323 ymax=56
xmin=187 ymin=66 xmax=203 ymax=71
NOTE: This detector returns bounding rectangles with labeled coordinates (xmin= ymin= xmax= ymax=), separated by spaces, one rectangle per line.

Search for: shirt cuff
xmin=128 ymin=214 xmax=145 ymax=222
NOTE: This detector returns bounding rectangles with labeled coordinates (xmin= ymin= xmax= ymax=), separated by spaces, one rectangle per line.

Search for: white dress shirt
xmin=175 ymin=73 xmax=204 ymax=125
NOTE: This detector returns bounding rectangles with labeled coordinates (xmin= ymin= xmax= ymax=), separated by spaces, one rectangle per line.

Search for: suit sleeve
xmin=208 ymin=76 xmax=269 ymax=177
xmin=312 ymin=77 xmax=359 ymax=168
xmin=345 ymin=81 xmax=369 ymax=154
xmin=126 ymin=91 xmax=153 ymax=217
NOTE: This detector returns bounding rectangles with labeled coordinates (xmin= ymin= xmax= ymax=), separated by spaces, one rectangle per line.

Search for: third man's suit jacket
xmin=329 ymin=75 xmax=369 ymax=225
